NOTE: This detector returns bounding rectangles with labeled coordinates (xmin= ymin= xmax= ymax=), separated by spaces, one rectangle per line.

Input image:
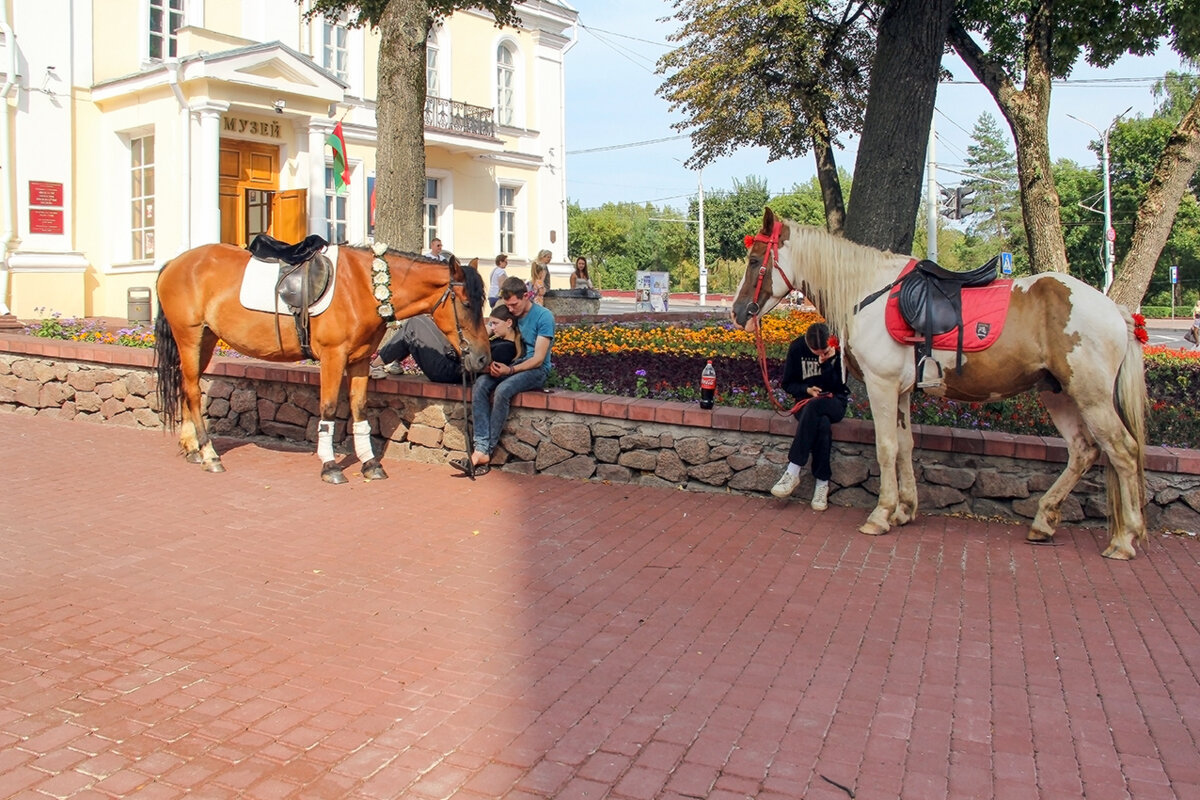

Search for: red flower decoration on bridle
xmin=827 ymin=335 xmax=839 ymax=351
xmin=744 ymin=234 xmax=755 ymax=249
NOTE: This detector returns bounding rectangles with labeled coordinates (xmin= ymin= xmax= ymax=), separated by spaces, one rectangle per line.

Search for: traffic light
xmin=955 ymin=187 xmax=976 ymax=219
xmin=940 ymin=187 xmax=957 ymax=219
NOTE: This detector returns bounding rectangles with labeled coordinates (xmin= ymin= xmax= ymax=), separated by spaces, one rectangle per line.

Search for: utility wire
xmin=567 ymin=133 xmax=690 ymax=155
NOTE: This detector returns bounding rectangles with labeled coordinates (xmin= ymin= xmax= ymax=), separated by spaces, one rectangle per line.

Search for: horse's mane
xmin=782 ymin=222 xmax=908 ymax=336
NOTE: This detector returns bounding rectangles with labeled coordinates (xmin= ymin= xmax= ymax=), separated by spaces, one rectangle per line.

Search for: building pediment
xmin=92 ymin=41 xmax=347 ymax=106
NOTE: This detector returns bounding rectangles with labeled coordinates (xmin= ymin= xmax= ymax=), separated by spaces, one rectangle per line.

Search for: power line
xmin=578 ymin=24 xmax=671 ymax=49
xmin=567 ymin=133 xmax=690 ymax=155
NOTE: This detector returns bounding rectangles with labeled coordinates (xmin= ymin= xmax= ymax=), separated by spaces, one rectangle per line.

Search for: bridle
xmin=743 ymin=221 xmax=806 ymax=414
xmin=742 ymin=221 xmax=796 ymax=316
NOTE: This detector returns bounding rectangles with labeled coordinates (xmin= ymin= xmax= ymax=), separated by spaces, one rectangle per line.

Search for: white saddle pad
xmin=239 ymin=244 xmax=340 ymax=315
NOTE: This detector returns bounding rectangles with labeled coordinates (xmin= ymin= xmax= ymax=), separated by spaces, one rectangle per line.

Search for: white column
xmin=307 ymin=120 xmax=334 ymax=238
xmin=194 ymin=101 xmax=229 ymax=245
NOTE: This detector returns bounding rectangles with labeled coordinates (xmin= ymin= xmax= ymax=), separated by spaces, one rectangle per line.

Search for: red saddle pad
xmin=884 ymin=260 xmax=1014 ymax=351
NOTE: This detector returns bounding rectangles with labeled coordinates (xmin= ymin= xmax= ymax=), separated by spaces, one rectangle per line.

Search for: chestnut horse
xmin=733 ymin=208 xmax=1148 ymax=559
xmin=154 ymin=243 xmax=490 ymax=484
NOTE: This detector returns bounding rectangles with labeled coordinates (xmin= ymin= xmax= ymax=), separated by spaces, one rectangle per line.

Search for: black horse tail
xmin=154 ymin=304 xmax=182 ymax=431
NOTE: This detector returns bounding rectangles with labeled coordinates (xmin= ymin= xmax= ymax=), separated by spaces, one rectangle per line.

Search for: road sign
xmin=1000 ymin=252 xmax=1013 ymax=275
xmin=1107 ymin=227 xmax=1116 ymax=243
xmin=1171 ymin=265 xmax=1179 ymax=284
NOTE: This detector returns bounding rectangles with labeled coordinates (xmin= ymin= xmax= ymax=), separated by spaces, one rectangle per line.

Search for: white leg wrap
xmin=317 ymin=420 xmax=336 ymax=463
xmin=352 ymin=419 xmax=375 ymax=463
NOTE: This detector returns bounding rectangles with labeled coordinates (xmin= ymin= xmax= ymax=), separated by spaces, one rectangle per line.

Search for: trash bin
xmin=127 ymin=287 xmax=152 ymax=326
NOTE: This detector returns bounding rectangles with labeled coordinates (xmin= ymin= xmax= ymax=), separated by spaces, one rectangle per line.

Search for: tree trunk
xmin=811 ymin=115 xmax=845 ymax=235
xmin=947 ymin=12 xmax=1069 ymax=274
xmin=843 ymin=0 xmax=956 ymax=253
xmin=374 ymin=0 xmax=430 ymax=251
xmin=1107 ymin=92 xmax=1200 ymax=309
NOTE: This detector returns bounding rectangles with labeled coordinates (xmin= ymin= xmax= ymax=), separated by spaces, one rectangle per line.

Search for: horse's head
xmin=732 ymin=207 xmax=794 ymax=330
xmin=431 ymin=256 xmax=492 ymax=374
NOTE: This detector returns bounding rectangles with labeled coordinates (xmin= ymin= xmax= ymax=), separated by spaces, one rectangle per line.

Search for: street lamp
xmin=674 ymin=159 xmax=707 ymax=306
xmin=1067 ymin=107 xmax=1131 ymax=294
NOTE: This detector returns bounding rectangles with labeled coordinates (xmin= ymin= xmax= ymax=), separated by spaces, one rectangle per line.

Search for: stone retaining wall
xmin=3 ymin=336 xmax=1200 ymax=535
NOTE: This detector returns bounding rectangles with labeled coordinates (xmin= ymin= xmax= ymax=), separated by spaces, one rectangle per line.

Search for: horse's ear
xmin=762 ymin=206 xmax=775 ymax=233
xmin=468 ymin=258 xmax=480 ymax=270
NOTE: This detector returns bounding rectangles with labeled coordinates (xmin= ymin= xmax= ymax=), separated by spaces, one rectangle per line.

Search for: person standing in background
xmin=488 ymin=254 xmax=509 ymax=308
xmin=570 ymin=257 xmax=593 ymax=290
xmin=529 ymin=249 xmax=552 ymax=306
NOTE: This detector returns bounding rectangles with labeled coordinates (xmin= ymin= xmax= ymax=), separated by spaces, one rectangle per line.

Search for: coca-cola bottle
xmin=700 ymin=360 xmax=716 ymax=409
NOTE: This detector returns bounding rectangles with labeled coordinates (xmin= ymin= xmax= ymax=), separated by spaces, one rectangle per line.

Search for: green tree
xmin=657 ymin=0 xmax=874 ymax=234
xmin=689 ymin=176 xmax=771 ymax=263
xmin=1052 ymin=158 xmax=1107 ymax=288
xmin=946 ymin=1 xmax=1200 ymax=289
xmin=962 ymin=113 xmax=1020 ymax=242
xmin=302 ymin=0 xmax=519 ymax=250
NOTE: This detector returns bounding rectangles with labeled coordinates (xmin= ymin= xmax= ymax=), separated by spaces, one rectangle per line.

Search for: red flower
xmin=1132 ymin=313 xmax=1146 ymax=327
xmin=744 ymin=234 xmax=755 ymax=249
xmin=1134 ymin=326 xmax=1149 ymax=343
xmin=827 ymin=335 xmax=839 ymax=350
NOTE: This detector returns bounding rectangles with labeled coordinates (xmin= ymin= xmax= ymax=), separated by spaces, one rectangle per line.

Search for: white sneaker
xmin=811 ymin=482 xmax=829 ymax=511
xmin=384 ymin=361 xmax=404 ymax=375
xmin=771 ymin=471 xmax=801 ymax=498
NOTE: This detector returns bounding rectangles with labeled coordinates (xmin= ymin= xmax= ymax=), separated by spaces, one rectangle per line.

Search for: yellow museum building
xmin=0 ymin=0 xmax=578 ymax=319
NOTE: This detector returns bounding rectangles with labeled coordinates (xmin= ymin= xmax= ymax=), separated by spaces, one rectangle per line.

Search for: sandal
xmin=449 ymin=458 xmax=490 ymax=477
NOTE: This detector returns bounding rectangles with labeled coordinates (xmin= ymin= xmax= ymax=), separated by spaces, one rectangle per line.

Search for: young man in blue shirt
xmin=455 ymin=276 xmax=554 ymax=475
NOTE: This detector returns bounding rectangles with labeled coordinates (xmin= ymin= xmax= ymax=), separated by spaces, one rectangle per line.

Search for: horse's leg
xmin=179 ymin=327 xmax=224 ymax=472
xmin=861 ymin=377 xmax=903 ymax=536
xmin=347 ymin=359 xmax=388 ymax=481
xmin=891 ymin=389 xmax=919 ymax=526
xmin=1030 ymin=390 xmax=1100 ymax=544
xmin=317 ymin=352 xmax=351 ymax=485
xmin=1073 ymin=399 xmax=1144 ymax=560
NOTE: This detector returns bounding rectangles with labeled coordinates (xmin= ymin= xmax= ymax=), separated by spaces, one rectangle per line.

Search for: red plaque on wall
xmin=30 ymin=208 xmax=64 ymax=234
xmin=29 ymin=181 xmax=64 ymax=207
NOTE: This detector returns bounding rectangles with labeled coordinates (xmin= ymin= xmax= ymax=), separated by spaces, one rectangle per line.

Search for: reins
xmin=745 ymin=221 xmax=807 ymax=415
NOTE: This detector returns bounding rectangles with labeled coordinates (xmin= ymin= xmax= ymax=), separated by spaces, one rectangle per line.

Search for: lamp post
xmin=1067 ymin=107 xmax=1130 ymax=294
xmin=672 ymin=158 xmax=707 ymax=306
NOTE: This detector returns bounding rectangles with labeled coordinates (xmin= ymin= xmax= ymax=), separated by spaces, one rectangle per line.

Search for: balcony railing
xmin=424 ymin=96 xmax=496 ymax=139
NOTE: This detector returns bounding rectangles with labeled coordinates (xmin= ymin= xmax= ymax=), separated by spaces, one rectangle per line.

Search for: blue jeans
xmin=472 ymin=368 xmax=547 ymax=456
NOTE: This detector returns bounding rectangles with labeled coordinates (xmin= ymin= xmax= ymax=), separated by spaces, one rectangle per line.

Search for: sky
xmin=562 ymin=0 xmax=1195 ymax=212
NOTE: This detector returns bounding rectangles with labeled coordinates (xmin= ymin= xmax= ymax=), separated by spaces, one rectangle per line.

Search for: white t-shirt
xmin=489 ymin=265 xmax=508 ymax=298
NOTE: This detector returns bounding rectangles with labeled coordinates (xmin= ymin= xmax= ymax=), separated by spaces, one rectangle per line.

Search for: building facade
xmin=0 ymin=0 xmax=577 ymax=319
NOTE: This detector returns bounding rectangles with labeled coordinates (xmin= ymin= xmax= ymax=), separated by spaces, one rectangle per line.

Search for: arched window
xmin=496 ymin=43 xmax=516 ymax=127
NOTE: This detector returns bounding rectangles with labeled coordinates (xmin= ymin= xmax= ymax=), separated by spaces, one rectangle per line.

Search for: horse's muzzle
xmin=463 ymin=348 xmax=492 ymax=374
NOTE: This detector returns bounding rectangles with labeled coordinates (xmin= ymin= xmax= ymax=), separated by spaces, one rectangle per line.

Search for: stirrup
xmin=916 ymin=355 xmax=944 ymax=390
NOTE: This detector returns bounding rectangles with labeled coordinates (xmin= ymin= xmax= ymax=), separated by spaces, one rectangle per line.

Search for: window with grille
xmin=424 ymin=178 xmax=441 ymax=247
xmin=131 ymin=136 xmax=155 ymax=260
xmin=499 ymin=186 xmax=517 ymax=254
xmin=496 ymin=44 xmax=515 ymax=127
xmin=325 ymin=166 xmax=348 ymax=243
xmin=148 ymin=0 xmax=183 ymax=60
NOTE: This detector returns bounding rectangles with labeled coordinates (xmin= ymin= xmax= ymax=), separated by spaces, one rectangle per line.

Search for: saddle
xmin=247 ymin=233 xmax=331 ymax=360
xmin=895 ymin=256 xmax=1000 ymax=388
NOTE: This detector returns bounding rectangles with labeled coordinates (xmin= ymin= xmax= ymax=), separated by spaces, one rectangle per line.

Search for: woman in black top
xmin=486 ymin=305 xmax=523 ymax=366
xmin=771 ymin=323 xmax=850 ymax=510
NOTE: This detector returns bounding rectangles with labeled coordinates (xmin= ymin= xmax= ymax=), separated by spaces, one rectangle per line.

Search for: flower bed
xmin=21 ymin=309 xmax=1200 ymax=448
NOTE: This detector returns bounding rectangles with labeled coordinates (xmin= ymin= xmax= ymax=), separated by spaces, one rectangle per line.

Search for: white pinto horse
xmin=733 ymin=208 xmax=1148 ymax=559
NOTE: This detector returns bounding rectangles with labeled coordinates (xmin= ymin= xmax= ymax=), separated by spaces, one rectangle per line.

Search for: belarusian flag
xmin=326 ymin=122 xmax=350 ymax=195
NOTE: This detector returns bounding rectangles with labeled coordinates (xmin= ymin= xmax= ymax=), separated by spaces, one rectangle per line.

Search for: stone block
xmin=543 ymin=455 xmax=596 ymax=480
xmin=594 ymin=437 xmax=620 ymax=464
xmin=654 ymin=449 xmax=688 ymax=483
xmin=923 ymin=464 xmax=976 ymax=490
xmin=413 ymin=404 xmax=448 ymax=428
xmin=830 ymin=458 xmax=871 ymax=488
xmin=688 ymin=460 xmax=731 ymax=486
xmin=595 ymin=463 xmax=633 ymax=483
xmin=535 ymin=441 xmax=572 ymax=470
xmin=728 ymin=464 xmax=778 ymax=493
xmin=407 ymin=424 xmax=443 ymax=448
xmin=973 ymin=469 xmax=1030 ymax=499
xmin=675 ymin=436 xmax=710 ymax=465
xmin=918 ymin=483 xmax=966 ymax=509
xmin=499 ymin=434 xmax=537 ymax=461
xmin=550 ymin=422 xmax=592 ymax=454
xmin=618 ymin=449 xmax=658 ymax=471
xmin=230 ymin=388 xmax=257 ymax=414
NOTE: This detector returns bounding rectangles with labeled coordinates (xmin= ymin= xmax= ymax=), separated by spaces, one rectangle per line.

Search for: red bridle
xmin=743 ymin=221 xmax=796 ymax=316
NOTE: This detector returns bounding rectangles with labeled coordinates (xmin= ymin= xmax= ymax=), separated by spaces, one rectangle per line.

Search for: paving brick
xmin=2 ymin=412 xmax=1200 ymax=799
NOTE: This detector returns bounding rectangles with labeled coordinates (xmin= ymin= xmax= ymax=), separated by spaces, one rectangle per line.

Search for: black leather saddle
xmin=248 ymin=233 xmax=332 ymax=360
xmin=896 ymin=255 xmax=999 ymax=384
xmin=248 ymin=233 xmax=332 ymax=312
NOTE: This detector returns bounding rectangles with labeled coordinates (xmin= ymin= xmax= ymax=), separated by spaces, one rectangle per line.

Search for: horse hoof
xmin=859 ymin=521 xmax=889 ymax=536
xmin=1102 ymin=543 xmax=1135 ymax=560
xmin=203 ymin=461 xmax=226 ymax=474
xmin=890 ymin=506 xmax=915 ymax=526
xmin=361 ymin=459 xmax=388 ymax=481
xmin=321 ymin=462 xmax=348 ymax=485
xmin=184 ymin=451 xmax=203 ymax=464
xmin=1026 ymin=528 xmax=1055 ymax=544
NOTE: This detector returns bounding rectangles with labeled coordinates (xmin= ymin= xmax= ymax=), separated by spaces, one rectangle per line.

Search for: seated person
xmin=770 ymin=323 xmax=850 ymax=510
xmin=452 ymin=276 xmax=554 ymax=476
xmin=373 ymin=309 xmax=520 ymax=384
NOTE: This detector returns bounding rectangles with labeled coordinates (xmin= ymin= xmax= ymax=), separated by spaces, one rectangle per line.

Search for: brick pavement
xmin=2 ymin=412 xmax=1199 ymax=799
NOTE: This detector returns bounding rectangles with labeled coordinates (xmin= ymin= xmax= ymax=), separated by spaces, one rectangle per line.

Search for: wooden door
xmin=218 ymin=139 xmax=279 ymax=247
xmin=272 ymin=189 xmax=308 ymax=243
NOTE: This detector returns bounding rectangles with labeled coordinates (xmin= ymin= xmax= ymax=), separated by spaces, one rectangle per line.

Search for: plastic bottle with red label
xmin=700 ymin=360 xmax=716 ymax=409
